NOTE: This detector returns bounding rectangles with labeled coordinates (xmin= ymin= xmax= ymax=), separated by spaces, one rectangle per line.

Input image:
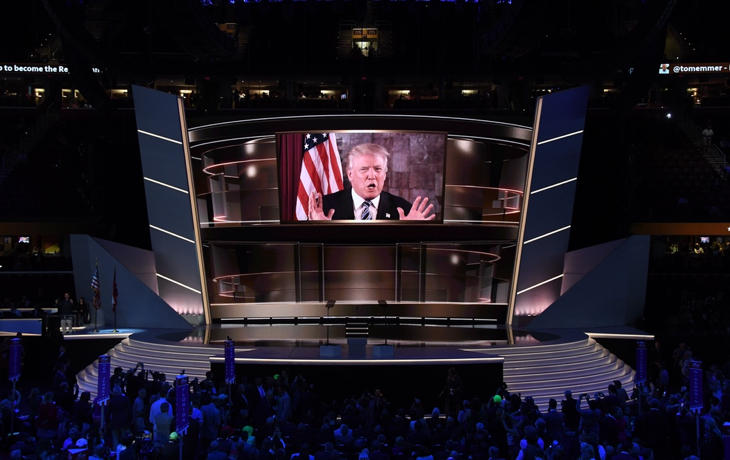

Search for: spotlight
xmin=665 ymin=113 xmax=672 ymax=119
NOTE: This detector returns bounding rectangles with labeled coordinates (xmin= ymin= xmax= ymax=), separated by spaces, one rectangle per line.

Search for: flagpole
xmin=92 ymin=261 xmax=100 ymax=332
xmin=112 ymin=267 xmax=118 ymax=332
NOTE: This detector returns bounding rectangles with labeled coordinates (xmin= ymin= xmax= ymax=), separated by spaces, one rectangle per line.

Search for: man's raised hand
xmin=308 ymin=191 xmax=335 ymax=220
xmin=398 ymin=196 xmax=435 ymax=221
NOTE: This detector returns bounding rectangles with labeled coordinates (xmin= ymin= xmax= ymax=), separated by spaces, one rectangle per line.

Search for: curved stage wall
xmin=187 ymin=115 xmax=531 ymax=322
xmin=132 ymin=88 xmax=588 ymax=326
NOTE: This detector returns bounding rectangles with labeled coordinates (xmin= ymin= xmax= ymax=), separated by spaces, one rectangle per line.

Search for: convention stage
xmin=74 ymin=323 xmax=637 ymax=409
xmin=210 ymin=302 xmax=509 ymax=323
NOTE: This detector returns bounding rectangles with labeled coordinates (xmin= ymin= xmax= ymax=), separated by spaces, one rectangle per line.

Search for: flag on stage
xmin=91 ymin=263 xmax=101 ymax=310
xmin=112 ymin=267 xmax=118 ymax=313
xmin=295 ymin=133 xmax=344 ymax=220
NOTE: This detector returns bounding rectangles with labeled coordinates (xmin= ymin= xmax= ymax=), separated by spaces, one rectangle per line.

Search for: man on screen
xmin=308 ymin=143 xmax=435 ymax=221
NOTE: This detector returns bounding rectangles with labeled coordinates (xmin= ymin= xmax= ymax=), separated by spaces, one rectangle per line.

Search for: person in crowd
xmin=108 ymin=385 xmax=131 ymax=447
xmin=153 ymin=402 xmax=173 ymax=444
xmin=72 ymin=391 xmax=93 ymax=429
xmin=60 ymin=292 xmax=75 ymax=333
xmin=76 ymin=296 xmax=89 ymax=326
xmin=702 ymin=123 xmax=714 ymax=150
xmin=561 ymin=390 xmax=580 ymax=432
xmin=148 ymin=383 xmax=172 ymax=429
xmin=544 ymin=398 xmax=565 ymax=445
xmin=201 ymin=393 xmax=222 ymax=449
xmin=516 ymin=425 xmax=545 ymax=459
xmin=35 ymin=392 xmax=59 ymax=446
xmin=110 ymin=367 xmax=126 ymax=393
xmin=132 ymin=388 xmax=147 ymax=434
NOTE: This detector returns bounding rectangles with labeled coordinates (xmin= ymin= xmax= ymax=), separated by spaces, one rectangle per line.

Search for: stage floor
xmin=75 ymin=323 xmax=638 ymax=408
xmin=157 ymin=322 xmax=560 ymax=348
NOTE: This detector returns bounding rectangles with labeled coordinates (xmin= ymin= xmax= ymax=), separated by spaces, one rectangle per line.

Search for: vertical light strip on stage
xmin=132 ymin=85 xmax=210 ymax=324
xmin=178 ymin=99 xmax=211 ymax=325
xmin=507 ymin=86 xmax=590 ymax=325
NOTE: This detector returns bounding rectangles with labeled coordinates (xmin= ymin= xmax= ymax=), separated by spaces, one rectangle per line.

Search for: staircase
xmin=345 ymin=320 xmax=369 ymax=338
xmin=468 ymin=336 xmax=634 ymax=408
xmin=345 ymin=320 xmax=369 ymax=356
xmin=76 ymin=337 xmax=222 ymax=397
xmin=78 ymin=335 xmax=632 ymax=409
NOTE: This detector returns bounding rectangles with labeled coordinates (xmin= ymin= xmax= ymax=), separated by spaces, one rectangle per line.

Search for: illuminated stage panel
xmin=444 ymin=137 xmax=527 ymax=223
xmin=214 ymin=273 xmax=298 ymax=303
xmin=529 ymin=135 xmax=583 ymax=191
xmin=323 ymin=245 xmax=396 ymax=301
xmin=188 ymin=115 xmax=532 ymax=146
xmin=138 ymin=135 xmax=190 ymax=190
xmin=511 ymin=86 xmax=590 ymax=322
xmin=206 ymin=241 xmax=513 ymax=313
xmin=209 ymin=302 xmax=509 ymax=322
xmin=202 ymin=323 xmax=514 ymax=345
xmin=515 ymin=222 xmax=571 ymax=293
xmin=209 ymin=243 xmax=297 ymax=303
xmin=444 ymin=185 xmax=523 ymax=222
xmin=189 ymin=115 xmax=531 ymax=228
xmin=198 ymin=138 xmax=279 ymax=224
xmin=133 ymin=85 xmax=208 ymax=319
xmin=186 ymin=114 xmax=531 ymax=323
xmin=422 ymin=246 xmax=503 ymax=303
xmin=523 ymin=185 xmax=576 ymax=242
xmin=202 ymin=223 xmax=519 ymax=243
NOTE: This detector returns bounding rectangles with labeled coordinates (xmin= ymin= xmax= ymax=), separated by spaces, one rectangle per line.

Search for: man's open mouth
xmin=367 ymin=184 xmax=376 ymax=190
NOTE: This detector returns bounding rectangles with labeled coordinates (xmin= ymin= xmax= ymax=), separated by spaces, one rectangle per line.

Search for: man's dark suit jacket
xmin=322 ymin=189 xmax=412 ymax=220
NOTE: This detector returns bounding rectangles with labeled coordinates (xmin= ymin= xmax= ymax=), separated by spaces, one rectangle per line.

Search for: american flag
xmin=295 ymin=133 xmax=344 ymax=220
xmin=91 ymin=263 xmax=101 ymax=310
xmin=112 ymin=267 xmax=118 ymax=313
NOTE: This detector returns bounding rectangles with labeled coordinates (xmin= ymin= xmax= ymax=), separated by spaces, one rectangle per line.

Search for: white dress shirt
xmin=351 ymin=189 xmax=381 ymax=220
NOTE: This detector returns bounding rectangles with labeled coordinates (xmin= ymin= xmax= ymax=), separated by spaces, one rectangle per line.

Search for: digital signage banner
xmin=659 ymin=62 xmax=730 ymax=75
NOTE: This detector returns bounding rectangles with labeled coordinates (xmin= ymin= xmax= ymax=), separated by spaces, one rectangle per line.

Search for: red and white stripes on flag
xmin=295 ymin=133 xmax=344 ymax=220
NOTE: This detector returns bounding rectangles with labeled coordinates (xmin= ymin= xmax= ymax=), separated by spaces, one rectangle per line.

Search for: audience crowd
xmin=1 ymin=334 xmax=729 ymax=460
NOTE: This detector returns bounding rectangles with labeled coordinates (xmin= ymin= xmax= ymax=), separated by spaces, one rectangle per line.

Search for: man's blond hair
xmin=346 ymin=143 xmax=390 ymax=172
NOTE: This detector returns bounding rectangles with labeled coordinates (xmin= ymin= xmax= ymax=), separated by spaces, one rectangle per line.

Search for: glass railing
xmin=206 ymin=242 xmax=515 ymax=305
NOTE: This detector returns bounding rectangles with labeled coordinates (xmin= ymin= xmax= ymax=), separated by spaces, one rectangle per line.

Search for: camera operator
xmin=560 ymin=390 xmax=580 ymax=432
xmin=110 ymin=367 xmax=126 ymax=393
xmin=124 ymin=362 xmax=145 ymax=402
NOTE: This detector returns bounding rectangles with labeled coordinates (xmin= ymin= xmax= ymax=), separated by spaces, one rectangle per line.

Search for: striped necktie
xmin=361 ymin=200 xmax=373 ymax=220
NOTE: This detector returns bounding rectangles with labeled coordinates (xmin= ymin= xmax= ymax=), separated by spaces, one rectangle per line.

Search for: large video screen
xmin=277 ymin=131 xmax=446 ymax=223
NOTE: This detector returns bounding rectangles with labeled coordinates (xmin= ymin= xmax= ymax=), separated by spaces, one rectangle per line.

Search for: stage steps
xmin=345 ymin=321 xmax=369 ymax=338
xmin=473 ymin=337 xmax=634 ymax=408
xmin=77 ymin=335 xmax=632 ymax=409
xmin=76 ymin=337 xmax=224 ymax=398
